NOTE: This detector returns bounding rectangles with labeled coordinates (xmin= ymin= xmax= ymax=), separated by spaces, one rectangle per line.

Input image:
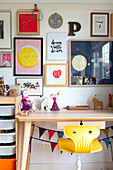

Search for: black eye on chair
xmin=89 ymin=130 xmax=92 ymax=134
xmin=73 ymin=130 xmax=76 ymax=134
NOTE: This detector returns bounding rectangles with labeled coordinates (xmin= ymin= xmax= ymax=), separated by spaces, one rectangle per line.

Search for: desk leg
xmin=20 ymin=121 xmax=32 ymax=170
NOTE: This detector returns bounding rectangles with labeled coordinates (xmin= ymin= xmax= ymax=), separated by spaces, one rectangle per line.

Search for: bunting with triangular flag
xmin=102 ymin=138 xmax=110 ymax=148
xmin=102 ymin=129 xmax=109 ymax=137
xmin=50 ymin=142 xmax=57 ymax=152
xmin=57 ymin=131 xmax=64 ymax=138
xmin=39 ymin=127 xmax=46 ymax=138
xmin=48 ymin=130 xmax=55 ymax=140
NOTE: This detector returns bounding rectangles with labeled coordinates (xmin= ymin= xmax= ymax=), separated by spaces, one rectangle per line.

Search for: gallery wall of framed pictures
xmin=0 ymin=8 xmax=113 ymax=90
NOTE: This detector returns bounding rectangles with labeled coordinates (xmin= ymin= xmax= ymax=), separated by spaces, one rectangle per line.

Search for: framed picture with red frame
xmin=16 ymin=11 xmax=40 ymax=35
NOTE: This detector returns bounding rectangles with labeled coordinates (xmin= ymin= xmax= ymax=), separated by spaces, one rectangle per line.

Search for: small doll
xmin=22 ymin=89 xmax=31 ymax=111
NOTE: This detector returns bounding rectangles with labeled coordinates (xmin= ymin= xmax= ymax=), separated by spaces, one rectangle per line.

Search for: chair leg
xmin=76 ymin=154 xmax=81 ymax=170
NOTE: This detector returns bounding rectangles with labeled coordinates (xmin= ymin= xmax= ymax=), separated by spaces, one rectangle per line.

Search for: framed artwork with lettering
xmin=14 ymin=37 xmax=43 ymax=76
xmin=16 ymin=11 xmax=40 ymax=35
xmin=47 ymin=32 xmax=66 ymax=60
xmin=45 ymin=63 xmax=68 ymax=86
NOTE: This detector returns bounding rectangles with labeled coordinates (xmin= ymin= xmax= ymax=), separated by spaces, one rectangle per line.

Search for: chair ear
xmin=58 ymin=138 xmax=75 ymax=154
xmin=90 ymin=139 xmax=103 ymax=153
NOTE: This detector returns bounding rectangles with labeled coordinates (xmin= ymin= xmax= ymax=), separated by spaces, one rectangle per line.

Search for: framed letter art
xmin=16 ymin=11 xmax=40 ymax=35
xmin=14 ymin=37 xmax=43 ymax=76
xmin=47 ymin=32 xmax=66 ymax=60
xmin=91 ymin=13 xmax=109 ymax=37
xmin=45 ymin=63 xmax=68 ymax=86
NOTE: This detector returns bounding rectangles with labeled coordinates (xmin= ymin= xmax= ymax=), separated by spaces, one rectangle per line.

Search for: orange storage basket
xmin=0 ymin=158 xmax=16 ymax=170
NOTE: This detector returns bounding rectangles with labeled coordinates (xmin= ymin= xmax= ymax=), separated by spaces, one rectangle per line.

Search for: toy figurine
xmin=22 ymin=89 xmax=31 ymax=111
xmin=92 ymin=95 xmax=103 ymax=110
xmin=41 ymin=97 xmax=50 ymax=111
xmin=50 ymin=92 xmax=60 ymax=111
xmin=31 ymin=102 xmax=38 ymax=112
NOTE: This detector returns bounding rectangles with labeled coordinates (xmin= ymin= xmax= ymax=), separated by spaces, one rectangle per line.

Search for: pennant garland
xmin=102 ymin=129 xmax=109 ymax=138
xmin=102 ymin=138 xmax=110 ymax=148
xmin=48 ymin=130 xmax=56 ymax=140
xmin=57 ymin=131 xmax=64 ymax=138
xmin=39 ymin=127 xmax=46 ymax=138
xmin=50 ymin=142 xmax=57 ymax=152
xmin=30 ymin=124 xmax=113 ymax=158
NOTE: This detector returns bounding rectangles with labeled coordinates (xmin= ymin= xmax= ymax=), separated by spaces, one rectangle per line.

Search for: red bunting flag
xmin=48 ymin=130 xmax=55 ymax=140
xmin=50 ymin=142 xmax=57 ymax=152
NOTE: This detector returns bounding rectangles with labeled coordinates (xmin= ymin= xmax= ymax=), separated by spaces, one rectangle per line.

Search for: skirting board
xmin=30 ymin=163 xmax=113 ymax=170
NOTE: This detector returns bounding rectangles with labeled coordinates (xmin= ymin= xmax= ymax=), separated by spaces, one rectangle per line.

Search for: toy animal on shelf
xmin=92 ymin=95 xmax=103 ymax=110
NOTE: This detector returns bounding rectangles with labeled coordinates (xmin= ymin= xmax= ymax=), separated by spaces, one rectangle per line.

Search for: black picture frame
xmin=14 ymin=37 xmax=43 ymax=76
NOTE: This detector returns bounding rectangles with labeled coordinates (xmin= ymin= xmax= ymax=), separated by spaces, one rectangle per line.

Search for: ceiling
xmin=0 ymin=0 xmax=113 ymax=4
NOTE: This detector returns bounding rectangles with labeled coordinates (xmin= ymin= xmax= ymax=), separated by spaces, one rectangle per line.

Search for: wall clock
xmin=48 ymin=13 xmax=63 ymax=29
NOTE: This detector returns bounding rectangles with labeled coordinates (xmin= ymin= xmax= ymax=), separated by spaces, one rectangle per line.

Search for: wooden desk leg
xmin=26 ymin=122 xmax=34 ymax=170
xmin=20 ymin=121 xmax=32 ymax=170
xmin=17 ymin=122 xmax=24 ymax=170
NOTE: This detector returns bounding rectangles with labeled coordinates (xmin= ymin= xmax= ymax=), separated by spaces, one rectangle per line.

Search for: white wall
xmin=0 ymin=3 xmax=113 ymax=170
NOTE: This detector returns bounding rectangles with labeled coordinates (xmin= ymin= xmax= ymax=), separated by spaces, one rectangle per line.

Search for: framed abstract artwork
xmin=69 ymin=39 xmax=113 ymax=86
xmin=47 ymin=32 xmax=66 ymax=60
xmin=45 ymin=63 xmax=68 ymax=86
xmin=16 ymin=11 xmax=40 ymax=35
xmin=14 ymin=37 xmax=43 ymax=76
xmin=15 ymin=78 xmax=43 ymax=96
xmin=91 ymin=13 xmax=109 ymax=37
xmin=0 ymin=11 xmax=12 ymax=49
xmin=0 ymin=52 xmax=12 ymax=67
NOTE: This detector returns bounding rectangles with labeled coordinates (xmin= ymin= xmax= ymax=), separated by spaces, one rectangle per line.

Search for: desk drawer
xmin=57 ymin=121 xmax=105 ymax=129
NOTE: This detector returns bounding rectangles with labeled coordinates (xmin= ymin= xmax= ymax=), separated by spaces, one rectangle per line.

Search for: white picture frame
xmin=0 ymin=11 xmax=12 ymax=49
xmin=15 ymin=78 xmax=43 ymax=96
xmin=45 ymin=63 xmax=68 ymax=86
xmin=47 ymin=32 xmax=66 ymax=60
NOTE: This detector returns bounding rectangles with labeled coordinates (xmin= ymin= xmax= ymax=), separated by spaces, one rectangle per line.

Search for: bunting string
xmin=32 ymin=124 xmax=63 ymax=132
xmin=29 ymin=124 xmax=113 ymax=159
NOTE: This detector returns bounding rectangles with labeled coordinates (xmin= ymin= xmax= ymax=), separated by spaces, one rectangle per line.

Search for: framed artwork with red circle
xmin=45 ymin=63 xmax=68 ymax=86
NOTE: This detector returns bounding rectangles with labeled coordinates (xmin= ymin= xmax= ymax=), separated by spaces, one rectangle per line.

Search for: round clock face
xmin=48 ymin=13 xmax=63 ymax=29
xmin=72 ymin=55 xmax=87 ymax=71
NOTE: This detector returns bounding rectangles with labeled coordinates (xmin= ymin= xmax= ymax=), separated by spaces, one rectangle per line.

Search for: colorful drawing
xmin=14 ymin=37 xmax=43 ymax=76
xmin=16 ymin=78 xmax=43 ymax=96
xmin=1 ymin=52 xmax=12 ymax=66
xmin=45 ymin=63 xmax=68 ymax=86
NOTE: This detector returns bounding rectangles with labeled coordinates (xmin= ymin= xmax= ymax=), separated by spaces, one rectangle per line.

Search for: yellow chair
xmin=58 ymin=126 xmax=102 ymax=170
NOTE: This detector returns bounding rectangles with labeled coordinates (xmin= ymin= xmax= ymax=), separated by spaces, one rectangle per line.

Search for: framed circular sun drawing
xmin=48 ymin=13 xmax=63 ymax=29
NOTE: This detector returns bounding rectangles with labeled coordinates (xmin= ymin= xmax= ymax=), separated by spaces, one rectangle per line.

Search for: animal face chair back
xmin=58 ymin=126 xmax=102 ymax=154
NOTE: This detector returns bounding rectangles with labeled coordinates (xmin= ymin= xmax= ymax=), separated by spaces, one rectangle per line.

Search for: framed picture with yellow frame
xmin=45 ymin=63 xmax=68 ymax=86
xmin=16 ymin=11 xmax=40 ymax=35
